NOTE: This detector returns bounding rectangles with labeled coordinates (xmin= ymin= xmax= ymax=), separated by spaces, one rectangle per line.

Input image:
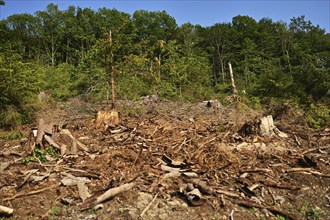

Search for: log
xmin=81 ymin=182 xmax=135 ymax=210
xmin=60 ymin=129 xmax=89 ymax=152
xmin=43 ymin=135 xmax=61 ymax=150
xmin=0 ymin=205 xmax=14 ymax=215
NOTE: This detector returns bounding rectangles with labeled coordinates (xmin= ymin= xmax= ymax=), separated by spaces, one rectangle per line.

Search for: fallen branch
xmin=44 ymin=135 xmax=61 ymax=150
xmin=217 ymin=189 xmax=240 ymax=198
xmin=3 ymin=183 xmax=60 ymax=201
xmin=81 ymin=182 xmax=135 ymax=210
xmin=140 ymin=193 xmax=159 ymax=217
xmin=286 ymin=168 xmax=330 ymax=178
xmin=0 ymin=205 xmax=14 ymax=215
xmin=302 ymin=145 xmax=330 ymax=155
xmin=60 ymin=129 xmax=89 ymax=152
xmin=236 ymin=199 xmax=296 ymax=220
xmin=261 ymin=180 xmax=300 ymax=190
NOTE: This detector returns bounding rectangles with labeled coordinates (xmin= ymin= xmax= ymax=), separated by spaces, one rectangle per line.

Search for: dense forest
xmin=0 ymin=3 xmax=329 ymax=128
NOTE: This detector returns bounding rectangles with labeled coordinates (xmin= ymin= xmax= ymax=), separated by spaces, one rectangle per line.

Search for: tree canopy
xmin=0 ymin=4 xmax=329 ymax=128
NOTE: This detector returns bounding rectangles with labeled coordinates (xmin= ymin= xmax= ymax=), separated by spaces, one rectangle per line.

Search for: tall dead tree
xmin=109 ymin=30 xmax=116 ymax=110
xmin=95 ymin=30 xmax=120 ymax=128
xmin=228 ymin=62 xmax=238 ymax=95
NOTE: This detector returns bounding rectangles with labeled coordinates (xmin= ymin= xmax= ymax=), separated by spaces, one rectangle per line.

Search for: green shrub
xmin=306 ymin=103 xmax=330 ymax=128
xmin=0 ymin=129 xmax=24 ymax=140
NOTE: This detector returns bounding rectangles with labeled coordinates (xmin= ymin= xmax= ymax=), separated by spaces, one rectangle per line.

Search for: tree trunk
xmin=228 ymin=62 xmax=238 ymax=95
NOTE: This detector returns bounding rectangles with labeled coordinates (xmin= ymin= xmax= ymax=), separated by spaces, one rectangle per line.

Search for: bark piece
xmin=0 ymin=205 xmax=14 ymax=215
xmin=78 ymin=182 xmax=91 ymax=202
xmin=61 ymin=175 xmax=91 ymax=186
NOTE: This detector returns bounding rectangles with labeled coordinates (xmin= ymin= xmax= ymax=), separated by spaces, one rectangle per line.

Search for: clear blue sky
xmin=0 ymin=0 xmax=329 ymax=33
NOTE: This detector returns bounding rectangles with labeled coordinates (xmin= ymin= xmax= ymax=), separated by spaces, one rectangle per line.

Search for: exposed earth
xmin=1 ymin=98 xmax=329 ymax=220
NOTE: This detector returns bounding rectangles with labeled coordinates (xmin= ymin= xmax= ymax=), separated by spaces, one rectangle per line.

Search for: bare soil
xmin=1 ymin=98 xmax=329 ymax=220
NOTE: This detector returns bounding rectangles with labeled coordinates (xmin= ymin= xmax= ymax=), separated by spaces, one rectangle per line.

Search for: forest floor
xmin=0 ymin=98 xmax=329 ymax=220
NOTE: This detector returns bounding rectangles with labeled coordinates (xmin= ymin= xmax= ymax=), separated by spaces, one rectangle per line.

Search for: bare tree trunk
xmin=228 ymin=62 xmax=238 ymax=95
xmin=220 ymin=59 xmax=225 ymax=84
xmin=109 ymin=31 xmax=116 ymax=110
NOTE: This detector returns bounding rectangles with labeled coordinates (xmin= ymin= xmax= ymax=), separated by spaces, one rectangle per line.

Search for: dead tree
xmin=228 ymin=62 xmax=238 ymax=95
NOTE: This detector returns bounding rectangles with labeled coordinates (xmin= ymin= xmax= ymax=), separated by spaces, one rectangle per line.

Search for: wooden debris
xmin=77 ymin=182 xmax=92 ymax=202
xmin=81 ymin=182 xmax=135 ymax=210
xmin=0 ymin=161 xmax=12 ymax=173
xmin=229 ymin=209 xmax=235 ymax=220
xmin=286 ymin=168 xmax=330 ymax=178
xmin=140 ymin=193 xmax=159 ymax=217
xmin=43 ymin=135 xmax=61 ymax=150
xmin=60 ymin=129 xmax=89 ymax=152
xmin=180 ymin=184 xmax=206 ymax=206
xmin=60 ymin=174 xmax=91 ymax=186
xmin=302 ymin=145 xmax=330 ymax=155
xmin=236 ymin=199 xmax=296 ymax=220
xmin=3 ymin=183 xmax=60 ymax=201
xmin=0 ymin=205 xmax=14 ymax=215
xmin=16 ymin=169 xmax=38 ymax=189
xmin=217 ymin=189 xmax=240 ymax=198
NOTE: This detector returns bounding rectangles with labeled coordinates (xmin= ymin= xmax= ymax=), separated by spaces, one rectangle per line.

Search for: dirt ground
xmin=1 ymin=98 xmax=329 ymax=220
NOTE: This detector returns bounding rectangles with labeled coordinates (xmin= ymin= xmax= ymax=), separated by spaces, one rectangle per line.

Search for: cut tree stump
xmin=95 ymin=110 xmax=120 ymax=129
xmin=238 ymin=115 xmax=288 ymax=138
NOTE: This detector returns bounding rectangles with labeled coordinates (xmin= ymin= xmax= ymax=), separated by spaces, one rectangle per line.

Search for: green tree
xmin=0 ymin=47 xmax=41 ymax=127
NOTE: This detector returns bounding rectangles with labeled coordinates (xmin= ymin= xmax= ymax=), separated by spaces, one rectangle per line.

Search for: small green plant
xmin=307 ymin=208 xmax=320 ymax=220
xmin=49 ymin=206 xmax=61 ymax=220
xmin=250 ymin=207 xmax=257 ymax=213
xmin=20 ymin=145 xmax=60 ymax=164
xmin=306 ymin=103 xmax=330 ymax=129
xmin=20 ymin=156 xmax=36 ymax=164
xmin=276 ymin=215 xmax=286 ymax=220
xmin=300 ymin=202 xmax=308 ymax=216
xmin=45 ymin=146 xmax=60 ymax=158
xmin=0 ymin=130 xmax=24 ymax=140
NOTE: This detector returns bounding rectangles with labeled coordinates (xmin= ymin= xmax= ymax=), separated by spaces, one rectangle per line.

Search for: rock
xmin=141 ymin=95 xmax=159 ymax=105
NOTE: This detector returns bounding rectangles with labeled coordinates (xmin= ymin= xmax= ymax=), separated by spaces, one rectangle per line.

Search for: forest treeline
xmin=0 ymin=3 xmax=329 ymax=128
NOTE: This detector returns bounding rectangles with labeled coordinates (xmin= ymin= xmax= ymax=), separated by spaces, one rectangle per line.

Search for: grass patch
xmin=0 ymin=130 xmax=24 ymax=140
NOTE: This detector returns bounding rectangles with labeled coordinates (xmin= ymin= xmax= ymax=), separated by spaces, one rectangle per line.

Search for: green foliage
xmin=21 ymin=146 xmax=60 ymax=163
xmin=306 ymin=103 xmax=330 ymax=128
xmin=43 ymin=64 xmax=78 ymax=100
xmin=307 ymin=208 xmax=320 ymax=220
xmin=0 ymin=130 xmax=24 ymax=140
xmin=0 ymin=49 xmax=41 ymax=128
xmin=0 ymin=4 xmax=329 ymax=128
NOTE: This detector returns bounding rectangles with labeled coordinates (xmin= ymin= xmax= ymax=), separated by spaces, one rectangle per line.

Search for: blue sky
xmin=0 ymin=0 xmax=329 ymax=33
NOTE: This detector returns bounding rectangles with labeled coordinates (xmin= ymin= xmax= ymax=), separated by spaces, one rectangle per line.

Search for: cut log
xmin=44 ymin=135 xmax=61 ymax=150
xmin=0 ymin=205 xmax=14 ymax=215
xmin=81 ymin=182 xmax=135 ymax=210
